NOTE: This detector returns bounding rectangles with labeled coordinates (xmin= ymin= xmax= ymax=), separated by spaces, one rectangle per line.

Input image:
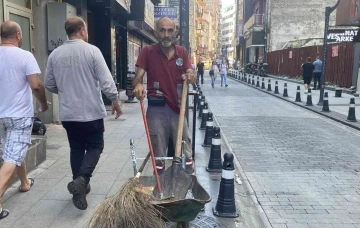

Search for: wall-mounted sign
xmin=332 ymin=45 xmax=339 ymax=57
xmin=154 ymin=7 xmax=177 ymax=19
xmin=289 ymin=50 xmax=292 ymax=59
xmin=144 ymin=0 xmax=155 ymax=29
xmin=327 ymin=29 xmax=359 ymax=42
xmin=169 ymin=0 xmax=179 ymax=6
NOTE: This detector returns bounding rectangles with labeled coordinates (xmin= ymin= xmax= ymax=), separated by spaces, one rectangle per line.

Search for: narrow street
xmin=200 ymin=72 xmax=360 ymax=228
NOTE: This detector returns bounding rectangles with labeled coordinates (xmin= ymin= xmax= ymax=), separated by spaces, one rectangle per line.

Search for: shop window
xmin=7 ymin=0 xmax=31 ymax=9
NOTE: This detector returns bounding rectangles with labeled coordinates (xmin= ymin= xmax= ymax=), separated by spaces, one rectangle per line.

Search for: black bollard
xmin=283 ymin=83 xmax=288 ymax=97
xmin=295 ymin=86 xmax=301 ymax=102
xmin=347 ymin=98 xmax=357 ymax=122
xmin=248 ymin=75 xmax=251 ymax=84
xmin=256 ymin=77 xmax=260 ymax=87
xmin=252 ymin=76 xmax=255 ymax=85
xmin=267 ymin=79 xmax=272 ymax=91
xmin=198 ymin=96 xmax=205 ymax=119
xmin=261 ymin=78 xmax=265 ymax=89
xmin=200 ymin=102 xmax=209 ymax=130
xmin=322 ymin=92 xmax=330 ymax=112
xmin=197 ymin=90 xmax=202 ymax=110
xmin=306 ymin=88 xmax=313 ymax=106
xmin=202 ymin=112 xmax=214 ymax=147
xmin=274 ymin=81 xmax=279 ymax=94
xmin=207 ymin=127 xmax=223 ymax=173
xmin=213 ymin=152 xmax=239 ymax=218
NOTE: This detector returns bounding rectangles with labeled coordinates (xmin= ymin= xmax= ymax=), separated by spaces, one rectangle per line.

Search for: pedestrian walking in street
xmin=313 ymin=56 xmax=322 ymax=90
xmin=210 ymin=60 xmax=219 ymax=88
xmin=220 ymin=57 xmax=229 ymax=87
xmin=132 ymin=16 xmax=196 ymax=174
xmin=0 ymin=21 xmax=49 ymax=219
xmin=301 ymin=57 xmax=314 ymax=93
xmin=44 ymin=16 xmax=122 ymax=210
xmin=197 ymin=59 xmax=205 ymax=85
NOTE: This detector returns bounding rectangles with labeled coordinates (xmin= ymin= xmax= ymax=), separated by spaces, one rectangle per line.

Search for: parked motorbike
xmin=245 ymin=63 xmax=257 ymax=74
xmin=258 ymin=63 xmax=268 ymax=77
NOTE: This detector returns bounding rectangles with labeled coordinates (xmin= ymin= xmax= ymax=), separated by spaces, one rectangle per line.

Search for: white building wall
xmin=268 ymin=0 xmax=338 ymax=51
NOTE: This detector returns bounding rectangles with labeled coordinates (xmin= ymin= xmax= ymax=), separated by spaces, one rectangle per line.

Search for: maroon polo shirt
xmin=136 ymin=43 xmax=192 ymax=114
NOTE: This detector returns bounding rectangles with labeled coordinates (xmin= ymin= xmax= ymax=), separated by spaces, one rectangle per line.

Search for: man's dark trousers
xmin=313 ymin=72 xmax=321 ymax=89
xmin=62 ymin=119 xmax=104 ymax=184
xmin=197 ymin=71 xmax=204 ymax=84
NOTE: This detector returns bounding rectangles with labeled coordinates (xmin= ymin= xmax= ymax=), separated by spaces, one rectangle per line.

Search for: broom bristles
xmin=87 ymin=178 xmax=165 ymax=228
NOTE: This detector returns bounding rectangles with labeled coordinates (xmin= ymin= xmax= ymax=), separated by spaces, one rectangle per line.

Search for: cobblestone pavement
xmin=200 ymin=73 xmax=360 ymax=228
xmin=0 ymin=93 xmax=244 ymax=228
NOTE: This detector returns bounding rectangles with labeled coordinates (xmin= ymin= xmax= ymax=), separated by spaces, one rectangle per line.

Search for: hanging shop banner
xmin=154 ymin=7 xmax=177 ymax=19
xmin=336 ymin=0 xmax=360 ymax=26
xmin=327 ymin=29 xmax=360 ymax=42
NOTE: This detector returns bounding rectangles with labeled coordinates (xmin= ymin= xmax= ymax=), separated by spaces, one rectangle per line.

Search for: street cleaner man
xmin=132 ymin=16 xmax=197 ymax=174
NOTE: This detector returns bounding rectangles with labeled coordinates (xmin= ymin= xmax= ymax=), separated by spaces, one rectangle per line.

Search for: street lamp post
xmin=318 ymin=0 xmax=341 ymax=106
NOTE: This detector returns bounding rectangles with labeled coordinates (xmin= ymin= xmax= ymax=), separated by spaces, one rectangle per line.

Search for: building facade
xmin=242 ymin=0 xmax=338 ymax=64
xmin=221 ymin=3 xmax=236 ymax=60
xmin=266 ymin=0 xmax=337 ymax=52
xmin=0 ymin=0 xmax=158 ymax=124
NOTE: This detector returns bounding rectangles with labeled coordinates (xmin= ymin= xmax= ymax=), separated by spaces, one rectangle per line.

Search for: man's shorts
xmin=0 ymin=117 xmax=33 ymax=166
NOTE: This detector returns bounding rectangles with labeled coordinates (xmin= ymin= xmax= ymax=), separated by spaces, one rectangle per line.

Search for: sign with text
xmin=154 ymin=7 xmax=177 ymax=19
xmin=169 ymin=0 xmax=179 ymax=6
xmin=327 ymin=29 xmax=360 ymax=42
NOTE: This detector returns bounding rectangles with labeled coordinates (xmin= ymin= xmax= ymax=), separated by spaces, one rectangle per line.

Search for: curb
xmin=228 ymin=73 xmax=360 ymax=132
xmin=266 ymin=74 xmax=356 ymax=95
xmin=210 ymin=109 xmax=273 ymax=228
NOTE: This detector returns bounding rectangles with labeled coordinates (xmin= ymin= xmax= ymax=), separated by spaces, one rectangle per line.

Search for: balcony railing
xmin=244 ymin=14 xmax=264 ymax=30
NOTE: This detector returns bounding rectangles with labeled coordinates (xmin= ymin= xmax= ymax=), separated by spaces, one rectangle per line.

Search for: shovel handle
xmin=135 ymin=152 xmax=151 ymax=178
xmin=140 ymin=101 xmax=163 ymax=195
xmin=175 ymin=80 xmax=188 ymax=158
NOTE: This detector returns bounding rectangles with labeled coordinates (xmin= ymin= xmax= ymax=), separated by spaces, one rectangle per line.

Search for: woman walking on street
xmin=220 ymin=58 xmax=228 ymax=87
xmin=302 ymin=57 xmax=314 ymax=94
xmin=210 ymin=61 xmax=219 ymax=88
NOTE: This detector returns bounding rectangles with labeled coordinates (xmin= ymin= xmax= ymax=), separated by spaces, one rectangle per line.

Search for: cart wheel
xmin=177 ymin=222 xmax=189 ymax=228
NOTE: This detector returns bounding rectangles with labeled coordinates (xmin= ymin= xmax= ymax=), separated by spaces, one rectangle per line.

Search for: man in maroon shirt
xmin=133 ymin=17 xmax=196 ymax=174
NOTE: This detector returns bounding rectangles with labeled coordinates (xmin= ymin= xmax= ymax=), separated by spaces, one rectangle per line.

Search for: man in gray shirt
xmin=313 ymin=56 xmax=322 ymax=90
xmin=45 ymin=16 xmax=122 ymax=210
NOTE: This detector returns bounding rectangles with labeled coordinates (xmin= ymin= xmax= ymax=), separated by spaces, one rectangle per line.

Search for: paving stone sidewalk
xmin=229 ymin=70 xmax=360 ymax=120
xmin=200 ymin=72 xmax=360 ymax=228
xmin=0 ymin=93 xmax=255 ymax=228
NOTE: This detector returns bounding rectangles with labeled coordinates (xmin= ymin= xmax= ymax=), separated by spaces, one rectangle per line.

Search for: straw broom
xmin=87 ymin=153 xmax=165 ymax=228
xmin=88 ymin=101 xmax=165 ymax=228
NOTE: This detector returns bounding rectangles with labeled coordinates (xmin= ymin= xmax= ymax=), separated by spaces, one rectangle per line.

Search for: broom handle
xmin=175 ymin=80 xmax=188 ymax=158
xmin=140 ymin=101 xmax=162 ymax=196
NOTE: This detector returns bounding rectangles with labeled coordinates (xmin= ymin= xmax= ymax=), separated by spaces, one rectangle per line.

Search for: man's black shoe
xmin=67 ymin=176 xmax=88 ymax=210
